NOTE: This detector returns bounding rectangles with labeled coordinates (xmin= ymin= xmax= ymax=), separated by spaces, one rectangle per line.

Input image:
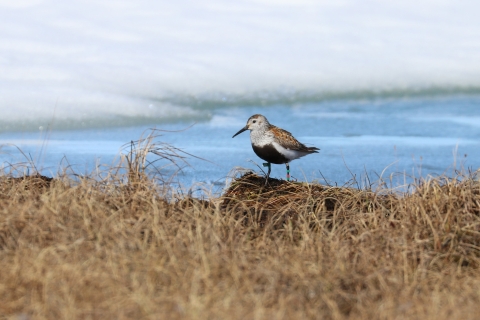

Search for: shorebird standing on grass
xmin=232 ymin=114 xmax=319 ymax=185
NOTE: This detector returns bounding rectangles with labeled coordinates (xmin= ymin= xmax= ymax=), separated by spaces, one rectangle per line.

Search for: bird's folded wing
xmin=270 ymin=126 xmax=306 ymax=151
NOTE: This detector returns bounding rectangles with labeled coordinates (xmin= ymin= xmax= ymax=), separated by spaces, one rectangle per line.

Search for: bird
xmin=232 ymin=114 xmax=319 ymax=185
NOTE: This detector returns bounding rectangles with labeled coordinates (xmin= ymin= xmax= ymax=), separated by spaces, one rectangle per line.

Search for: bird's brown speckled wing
xmin=270 ymin=126 xmax=319 ymax=153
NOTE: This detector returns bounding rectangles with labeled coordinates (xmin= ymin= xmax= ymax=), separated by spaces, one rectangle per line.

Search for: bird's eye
xmin=252 ymin=120 xmax=256 ymax=123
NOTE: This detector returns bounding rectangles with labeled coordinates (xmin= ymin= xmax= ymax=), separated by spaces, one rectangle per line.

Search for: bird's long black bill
xmin=232 ymin=126 xmax=248 ymax=138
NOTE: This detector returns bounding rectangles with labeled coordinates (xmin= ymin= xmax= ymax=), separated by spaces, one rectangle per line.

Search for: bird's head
xmin=232 ymin=114 xmax=268 ymax=138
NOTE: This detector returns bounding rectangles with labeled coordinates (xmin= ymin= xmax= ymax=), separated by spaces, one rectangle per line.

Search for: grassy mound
xmin=1 ymin=167 xmax=480 ymax=319
xmin=223 ymin=172 xmax=396 ymax=218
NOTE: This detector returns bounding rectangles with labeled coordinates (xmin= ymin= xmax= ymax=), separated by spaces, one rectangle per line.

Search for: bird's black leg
xmin=286 ymin=163 xmax=290 ymax=181
xmin=263 ymin=162 xmax=271 ymax=186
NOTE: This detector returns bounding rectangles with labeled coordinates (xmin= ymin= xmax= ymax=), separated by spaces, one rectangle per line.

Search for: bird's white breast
xmin=249 ymin=129 xmax=274 ymax=147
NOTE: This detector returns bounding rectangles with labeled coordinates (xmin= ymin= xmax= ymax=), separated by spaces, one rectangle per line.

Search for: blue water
xmin=1 ymin=95 xmax=479 ymax=194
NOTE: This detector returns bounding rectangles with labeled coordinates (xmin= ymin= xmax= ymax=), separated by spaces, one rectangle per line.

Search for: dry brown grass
xmin=1 ymin=156 xmax=480 ymax=319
